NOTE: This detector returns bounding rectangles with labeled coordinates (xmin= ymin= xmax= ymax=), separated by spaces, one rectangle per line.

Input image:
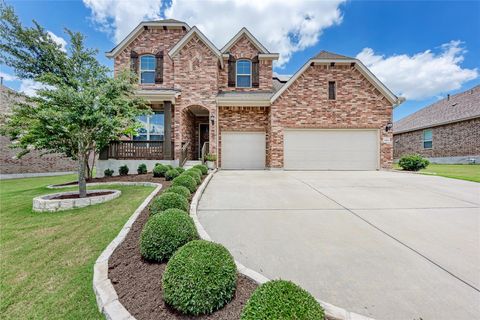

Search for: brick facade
xmin=393 ymin=118 xmax=480 ymax=159
xmin=270 ymin=64 xmax=393 ymax=169
xmin=111 ymin=23 xmax=395 ymax=170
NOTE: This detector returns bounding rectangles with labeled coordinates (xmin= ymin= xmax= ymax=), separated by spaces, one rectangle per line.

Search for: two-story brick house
xmin=97 ymin=19 xmax=403 ymax=176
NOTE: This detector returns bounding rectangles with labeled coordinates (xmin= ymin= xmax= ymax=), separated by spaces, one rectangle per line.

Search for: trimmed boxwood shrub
xmin=398 ymin=154 xmax=430 ymax=171
xmin=165 ymin=168 xmax=180 ymax=181
xmin=140 ymin=210 xmax=198 ymax=262
xmin=240 ymin=280 xmax=324 ymax=320
xmin=104 ymin=168 xmax=114 ymax=177
xmin=172 ymin=174 xmax=197 ymax=193
xmin=137 ymin=163 xmax=147 ymax=174
xmin=183 ymin=169 xmax=201 ymax=185
xmin=193 ymin=164 xmax=208 ymax=175
xmin=119 ymin=165 xmax=129 ymax=176
xmin=150 ymin=192 xmax=189 ymax=215
xmin=165 ymin=185 xmax=191 ymax=199
xmin=162 ymin=240 xmax=237 ymax=315
xmin=175 ymin=167 xmax=185 ymax=174
xmin=153 ymin=164 xmax=169 ymax=177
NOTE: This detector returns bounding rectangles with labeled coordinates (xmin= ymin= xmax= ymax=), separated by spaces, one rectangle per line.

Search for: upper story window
xmin=423 ymin=129 xmax=432 ymax=149
xmin=328 ymin=81 xmax=336 ymax=100
xmin=236 ymin=60 xmax=252 ymax=88
xmin=140 ymin=55 xmax=156 ymax=84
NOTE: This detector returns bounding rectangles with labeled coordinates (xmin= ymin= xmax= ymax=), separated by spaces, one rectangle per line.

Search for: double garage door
xmin=221 ymin=129 xmax=379 ymax=170
xmin=284 ymin=129 xmax=379 ymax=170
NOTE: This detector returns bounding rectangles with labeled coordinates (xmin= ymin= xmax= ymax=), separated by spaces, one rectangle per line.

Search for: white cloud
xmin=83 ymin=0 xmax=162 ymax=43
xmin=47 ymin=31 xmax=67 ymax=52
xmin=19 ymin=79 xmax=48 ymax=97
xmin=83 ymin=0 xmax=345 ymax=67
xmin=0 ymin=71 xmax=17 ymax=82
xmin=356 ymin=41 xmax=478 ymax=100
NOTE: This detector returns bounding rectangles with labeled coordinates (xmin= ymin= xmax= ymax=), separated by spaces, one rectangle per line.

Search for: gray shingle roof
xmin=314 ymin=50 xmax=353 ymax=60
xmin=393 ymin=85 xmax=480 ymax=133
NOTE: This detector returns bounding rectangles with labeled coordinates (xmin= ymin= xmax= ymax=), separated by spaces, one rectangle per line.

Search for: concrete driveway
xmin=197 ymin=170 xmax=480 ymax=320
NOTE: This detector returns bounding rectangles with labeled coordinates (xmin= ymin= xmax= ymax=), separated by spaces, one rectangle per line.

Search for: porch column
xmin=163 ymin=101 xmax=172 ymax=160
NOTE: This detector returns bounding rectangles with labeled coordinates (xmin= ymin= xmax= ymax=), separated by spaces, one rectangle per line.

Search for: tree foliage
xmin=0 ymin=2 xmax=147 ymax=196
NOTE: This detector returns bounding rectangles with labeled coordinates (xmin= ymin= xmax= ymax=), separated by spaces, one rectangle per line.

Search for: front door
xmin=198 ymin=123 xmax=209 ymax=158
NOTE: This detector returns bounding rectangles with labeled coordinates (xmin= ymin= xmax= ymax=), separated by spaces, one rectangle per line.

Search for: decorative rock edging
xmin=190 ymin=170 xmax=376 ymax=320
xmin=33 ymin=189 xmax=121 ymax=212
xmin=92 ymin=182 xmax=162 ymax=320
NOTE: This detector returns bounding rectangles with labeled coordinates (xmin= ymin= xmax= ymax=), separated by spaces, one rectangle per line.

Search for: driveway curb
xmin=191 ymin=170 xmax=375 ymax=320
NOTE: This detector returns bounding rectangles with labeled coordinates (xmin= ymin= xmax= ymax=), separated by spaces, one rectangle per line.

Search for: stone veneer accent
xmin=269 ymin=64 xmax=393 ymax=169
xmin=393 ymin=118 xmax=480 ymax=160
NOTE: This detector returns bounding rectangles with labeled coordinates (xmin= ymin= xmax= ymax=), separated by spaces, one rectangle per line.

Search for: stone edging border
xmin=33 ymin=189 xmax=121 ymax=212
xmin=90 ymin=181 xmax=163 ymax=320
xmin=190 ymin=170 xmax=375 ymax=320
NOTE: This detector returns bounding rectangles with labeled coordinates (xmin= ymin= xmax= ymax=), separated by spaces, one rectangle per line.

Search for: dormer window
xmin=236 ymin=60 xmax=251 ymax=88
xmin=140 ymin=55 xmax=156 ymax=84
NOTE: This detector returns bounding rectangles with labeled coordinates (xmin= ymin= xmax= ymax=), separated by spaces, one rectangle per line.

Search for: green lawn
xmin=395 ymin=164 xmax=480 ymax=183
xmin=0 ymin=175 xmax=155 ymax=319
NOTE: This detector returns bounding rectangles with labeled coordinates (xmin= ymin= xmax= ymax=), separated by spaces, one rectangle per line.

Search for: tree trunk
xmin=78 ymin=152 xmax=87 ymax=198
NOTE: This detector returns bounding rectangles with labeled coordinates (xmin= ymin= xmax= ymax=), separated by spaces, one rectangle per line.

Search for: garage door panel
xmin=284 ymin=130 xmax=378 ymax=170
xmin=222 ymin=132 xmax=266 ymax=170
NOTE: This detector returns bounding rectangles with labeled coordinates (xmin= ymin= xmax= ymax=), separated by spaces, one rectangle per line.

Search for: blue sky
xmin=1 ymin=0 xmax=479 ymax=121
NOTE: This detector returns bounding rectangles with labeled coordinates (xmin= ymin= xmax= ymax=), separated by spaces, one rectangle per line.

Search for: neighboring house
xmin=393 ymin=85 xmax=480 ymax=164
xmin=97 ymin=19 xmax=402 ymax=176
xmin=0 ymin=84 xmax=77 ymax=175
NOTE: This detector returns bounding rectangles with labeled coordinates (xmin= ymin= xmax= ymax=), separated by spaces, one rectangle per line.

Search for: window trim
xmin=139 ymin=54 xmax=156 ymax=84
xmin=236 ymin=59 xmax=252 ymax=88
xmin=328 ymin=81 xmax=336 ymax=100
xmin=423 ymin=129 xmax=433 ymax=149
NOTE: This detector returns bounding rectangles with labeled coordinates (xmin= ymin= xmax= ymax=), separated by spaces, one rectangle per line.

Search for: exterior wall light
xmin=385 ymin=122 xmax=393 ymax=132
xmin=210 ymin=114 xmax=215 ymax=125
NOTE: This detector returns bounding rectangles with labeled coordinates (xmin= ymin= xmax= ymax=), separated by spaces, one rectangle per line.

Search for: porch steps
xmin=183 ymin=160 xmax=202 ymax=169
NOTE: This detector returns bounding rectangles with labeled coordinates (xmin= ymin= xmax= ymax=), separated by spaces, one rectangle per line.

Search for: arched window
xmin=140 ymin=55 xmax=156 ymax=84
xmin=236 ymin=59 xmax=251 ymax=88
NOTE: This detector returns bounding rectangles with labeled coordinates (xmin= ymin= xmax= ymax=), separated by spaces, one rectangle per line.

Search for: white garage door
xmin=222 ymin=132 xmax=266 ymax=169
xmin=284 ymin=129 xmax=379 ymax=170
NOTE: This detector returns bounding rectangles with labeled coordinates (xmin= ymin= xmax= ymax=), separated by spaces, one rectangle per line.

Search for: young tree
xmin=0 ymin=2 xmax=147 ymax=197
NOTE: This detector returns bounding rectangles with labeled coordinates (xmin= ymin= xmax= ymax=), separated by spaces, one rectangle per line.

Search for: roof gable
xmin=221 ymin=27 xmax=269 ymax=54
xmin=106 ymin=20 xmax=190 ymax=58
xmin=394 ymin=85 xmax=480 ymax=133
xmin=168 ymin=26 xmax=223 ymax=65
xmin=271 ymin=51 xmax=401 ymax=106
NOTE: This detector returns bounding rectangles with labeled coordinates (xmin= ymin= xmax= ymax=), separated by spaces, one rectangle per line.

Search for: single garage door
xmin=284 ymin=129 xmax=379 ymax=170
xmin=221 ymin=132 xmax=266 ymax=169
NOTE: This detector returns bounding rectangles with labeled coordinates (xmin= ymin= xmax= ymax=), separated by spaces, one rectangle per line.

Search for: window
xmin=236 ymin=60 xmax=251 ymax=88
xmin=328 ymin=81 xmax=336 ymax=100
xmin=134 ymin=111 xmax=164 ymax=141
xmin=423 ymin=129 xmax=432 ymax=149
xmin=140 ymin=55 xmax=156 ymax=84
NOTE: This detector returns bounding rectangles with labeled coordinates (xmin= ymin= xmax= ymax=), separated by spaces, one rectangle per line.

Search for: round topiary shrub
xmin=104 ymin=168 xmax=114 ymax=177
xmin=183 ymin=170 xmax=201 ymax=185
xmin=140 ymin=210 xmax=198 ymax=262
xmin=398 ymin=154 xmax=430 ymax=171
xmin=162 ymin=240 xmax=237 ymax=315
xmin=153 ymin=164 xmax=169 ymax=177
xmin=176 ymin=167 xmax=185 ymax=174
xmin=240 ymin=280 xmax=325 ymax=320
xmin=149 ymin=192 xmax=189 ymax=215
xmin=172 ymin=174 xmax=197 ymax=193
xmin=193 ymin=164 xmax=208 ymax=175
xmin=165 ymin=185 xmax=191 ymax=199
xmin=165 ymin=168 xmax=180 ymax=181
xmin=137 ymin=163 xmax=147 ymax=174
xmin=119 ymin=165 xmax=129 ymax=176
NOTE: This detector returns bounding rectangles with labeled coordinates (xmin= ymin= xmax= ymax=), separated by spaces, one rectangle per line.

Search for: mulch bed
xmin=54 ymin=174 xmax=168 ymax=186
xmin=50 ymin=191 xmax=114 ymax=199
xmin=108 ymin=180 xmax=258 ymax=320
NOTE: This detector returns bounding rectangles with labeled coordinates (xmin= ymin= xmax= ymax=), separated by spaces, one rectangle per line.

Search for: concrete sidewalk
xmin=198 ymin=170 xmax=480 ymax=320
